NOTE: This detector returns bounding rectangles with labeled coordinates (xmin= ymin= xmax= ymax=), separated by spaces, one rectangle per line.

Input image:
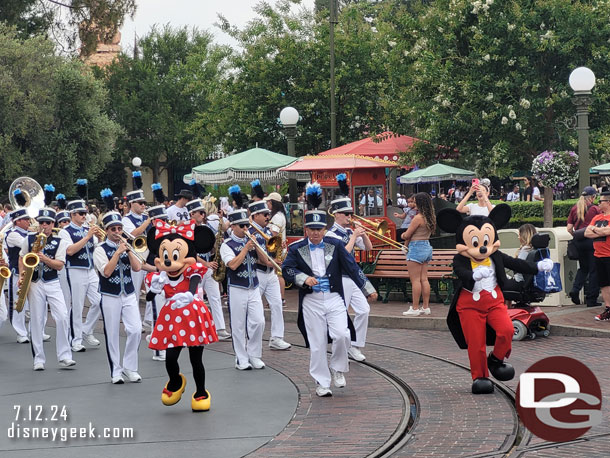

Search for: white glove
xmin=472 ymin=266 xmax=494 ymax=281
xmin=537 ymin=258 xmax=554 ymax=272
xmin=171 ymin=292 xmax=194 ymax=310
xmin=149 ymin=271 xmax=168 ymax=294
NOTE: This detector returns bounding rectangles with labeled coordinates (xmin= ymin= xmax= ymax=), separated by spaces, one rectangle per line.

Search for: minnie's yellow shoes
xmin=191 ymin=390 xmax=211 ymax=412
xmin=161 ymin=374 xmax=186 ymax=406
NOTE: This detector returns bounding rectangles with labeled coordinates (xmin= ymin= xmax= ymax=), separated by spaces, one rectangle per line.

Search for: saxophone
xmin=15 ymin=232 xmax=47 ymax=312
xmin=0 ymin=237 xmax=11 ymax=295
xmin=211 ymin=227 xmax=226 ymax=282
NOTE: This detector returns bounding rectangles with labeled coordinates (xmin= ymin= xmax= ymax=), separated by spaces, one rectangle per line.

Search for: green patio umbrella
xmin=590 ymin=163 xmax=610 ymax=175
xmin=189 ymin=148 xmax=298 ymax=184
xmin=399 ymin=163 xmax=475 ymax=184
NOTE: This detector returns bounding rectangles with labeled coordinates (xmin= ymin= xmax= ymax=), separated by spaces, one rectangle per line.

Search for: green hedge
xmin=489 ymin=199 xmax=577 ymax=220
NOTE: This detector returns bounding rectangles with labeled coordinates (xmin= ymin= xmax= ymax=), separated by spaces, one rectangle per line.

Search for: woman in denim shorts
xmin=400 ymin=193 xmax=436 ymax=316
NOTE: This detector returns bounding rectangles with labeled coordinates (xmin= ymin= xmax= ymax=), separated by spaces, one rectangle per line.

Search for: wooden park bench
xmin=362 ymin=249 xmax=457 ymax=304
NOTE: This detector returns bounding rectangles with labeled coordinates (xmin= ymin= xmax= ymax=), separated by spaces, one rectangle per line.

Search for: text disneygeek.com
xmin=7 ymin=405 xmax=134 ymax=442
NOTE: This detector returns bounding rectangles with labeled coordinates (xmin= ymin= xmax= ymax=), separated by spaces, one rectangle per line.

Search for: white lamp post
xmin=280 ymin=107 xmax=299 ymax=202
xmin=132 ymin=157 xmax=142 ymax=168
xmin=569 ymin=67 xmax=596 ymax=192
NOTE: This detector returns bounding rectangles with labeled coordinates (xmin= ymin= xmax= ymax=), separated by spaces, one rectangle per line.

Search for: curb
xmin=269 ymin=309 xmax=610 ymax=339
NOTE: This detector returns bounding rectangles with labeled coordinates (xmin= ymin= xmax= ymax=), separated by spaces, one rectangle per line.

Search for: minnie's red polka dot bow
xmin=155 ymin=220 xmax=196 ymax=240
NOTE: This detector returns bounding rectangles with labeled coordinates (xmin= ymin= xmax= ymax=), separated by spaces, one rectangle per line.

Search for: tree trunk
xmin=543 ymin=187 xmax=553 ymax=227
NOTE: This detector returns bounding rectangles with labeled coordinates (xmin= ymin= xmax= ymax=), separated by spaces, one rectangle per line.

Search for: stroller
xmin=502 ymin=233 xmax=552 ymax=341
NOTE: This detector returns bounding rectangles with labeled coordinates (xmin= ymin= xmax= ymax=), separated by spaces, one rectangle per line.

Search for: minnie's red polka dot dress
xmin=149 ymin=263 xmax=218 ymax=350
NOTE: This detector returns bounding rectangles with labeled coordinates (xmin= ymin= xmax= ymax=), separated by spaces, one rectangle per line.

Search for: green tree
xmin=378 ymin=0 xmax=610 ymax=178
xmin=193 ymin=0 xmax=387 ymax=157
xmin=0 ymin=0 xmax=53 ymax=38
xmin=0 ymin=24 xmax=120 ymax=196
xmin=101 ymin=26 xmax=230 ymax=194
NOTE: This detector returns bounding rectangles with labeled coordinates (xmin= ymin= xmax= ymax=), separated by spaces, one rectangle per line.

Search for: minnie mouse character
xmin=437 ymin=205 xmax=553 ymax=394
xmin=146 ymin=219 xmax=217 ymax=411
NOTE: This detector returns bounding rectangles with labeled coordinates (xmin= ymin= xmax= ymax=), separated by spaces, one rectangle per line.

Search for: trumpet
xmin=244 ymin=231 xmax=283 ymax=275
xmin=249 ymin=223 xmax=283 ymax=259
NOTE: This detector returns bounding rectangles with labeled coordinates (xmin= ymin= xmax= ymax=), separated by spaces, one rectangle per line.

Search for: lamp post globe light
xmin=132 ymin=157 xmax=142 ymax=168
xmin=569 ymin=67 xmax=596 ymax=192
xmin=280 ymin=107 xmax=299 ymax=203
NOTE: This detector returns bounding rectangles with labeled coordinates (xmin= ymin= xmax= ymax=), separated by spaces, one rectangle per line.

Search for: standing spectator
xmin=568 ymin=186 xmax=600 ymax=307
xmin=456 ymin=183 xmax=494 ymax=216
xmin=393 ymin=195 xmax=417 ymax=241
xmin=401 ymin=193 xmax=436 ymax=316
xmin=453 ymin=185 xmax=465 ymax=203
xmin=359 ymin=188 xmax=383 ymax=216
xmin=585 ymin=191 xmax=610 ymax=321
xmin=506 ymin=185 xmax=521 ymax=202
xmin=524 ymin=176 xmax=543 ymax=202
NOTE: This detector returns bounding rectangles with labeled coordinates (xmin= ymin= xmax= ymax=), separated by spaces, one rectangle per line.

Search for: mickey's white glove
xmin=149 ymin=271 xmax=168 ymax=294
xmin=171 ymin=292 xmax=194 ymax=310
xmin=537 ymin=258 xmax=554 ymax=272
xmin=473 ymin=266 xmax=494 ymax=281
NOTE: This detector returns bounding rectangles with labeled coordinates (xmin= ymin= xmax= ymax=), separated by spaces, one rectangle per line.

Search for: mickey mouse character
xmin=146 ymin=219 xmax=217 ymax=411
xmin=437 ymin=204 xmax=553 ymax=394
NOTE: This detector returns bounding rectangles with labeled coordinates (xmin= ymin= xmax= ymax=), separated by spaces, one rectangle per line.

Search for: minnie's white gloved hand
xmin=537 ymin=258 xmax=554 ymax=272
xmin=171 ymin=292 xmax=194 ymax=309
xmin=149 ymin=271 xmax=168 ymax=294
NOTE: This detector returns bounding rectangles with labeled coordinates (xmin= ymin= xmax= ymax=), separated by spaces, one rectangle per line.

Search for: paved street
xmin=0 ymin=300 xmax=608 ymax=457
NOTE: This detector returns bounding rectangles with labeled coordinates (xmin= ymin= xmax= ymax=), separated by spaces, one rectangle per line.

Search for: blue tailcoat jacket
xmin=282 ymin=236 xmax=376 ymax=347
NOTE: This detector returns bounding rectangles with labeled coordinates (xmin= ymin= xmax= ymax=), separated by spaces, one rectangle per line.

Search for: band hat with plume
xmin=228 ymin=184 xmax=244 ymax=209
xmin=132 ymin=170 xmax=143 ymax=190
xmin=55 ymin=210 xmax=70 ymax=223
xmin=330 ymin=173 xmax=353 ymax=213
xmin=250 ymin=179 xmax=265 ymax=200
xmin=190 ymin=178 xmax=205 ymax=199
xmin=100 ymin=188 xmax=122 ymax=228
xmin=36 ymin=207 xmax=57 ymax=223
xmin=43 ymin=184 xmax=55 ymax=206
xmin=186 ymin=199 xmax=205 ymax=214
xmin=55 ymin=193 xmax=67 ymax=210
xmin=151 ymin=183 xmax=166 ymax=204
xmin=227 ymin=209 xmax=249 ymax=225
xmin=9 ymin=208 xmax=29 ymax=222
xmin=248 ymin=200 xmax=269 ymax=215
xmin=126 ymin=190 xmax=146 ymax=203
xmin=66 ymin=200 xmax=86 ymax=213
xmin=148 ymin=205 xmax=168 ymax=220
xmin=76 ymin=179 xmax=88 ymax=199
xmin=305 ymin=181 xmax=326 ymax=229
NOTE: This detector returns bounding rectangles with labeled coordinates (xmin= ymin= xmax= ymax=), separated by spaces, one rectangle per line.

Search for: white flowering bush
xmin=532 ymin=150 xmax=579 ymax=192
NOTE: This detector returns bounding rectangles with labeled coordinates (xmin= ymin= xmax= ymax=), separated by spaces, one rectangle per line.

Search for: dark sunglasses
xmin=39 ymin=221 xmax=53 ymax=225
xmin=600 ymin=200 xmax=610 ymax=203
xmin=238 ymin=224 xmax=249 ymax=228
xmin=76 ymin=211 xmax=87 ymax=216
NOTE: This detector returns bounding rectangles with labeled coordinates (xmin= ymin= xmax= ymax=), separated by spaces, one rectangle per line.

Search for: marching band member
xmin=94 ymin=190 xmax=142 ymax=384
xmin=326 ymin=173 xmax=372 ymax=362
xmin=20 ymin=207 xmax=75 ymax=371
xmin=187 ymin=194 xmax=231 ymax=341
xmin=249 ymin=186 xmax=290 ymax=351
xmin=220 ymin=185 xmax=266 ymax=370
xmin=122 ymin=176 xmax=152 ymax=325
xmin=167 ymin=189 xmax=193 ymax=223
xmin=266 ymin=192 xmax=288 ymax=304
xmin=58 ymin=179 xmax=102 ymax=352
xmin=55 ymin=196 xmax=72 ymax=309
xmin=4 ymin=204 xmax=31 ymax=343
xmin=282 ymin=182 xmax=377 ymax=397
xmin=0 ymin=249 xmax=8 ymax=331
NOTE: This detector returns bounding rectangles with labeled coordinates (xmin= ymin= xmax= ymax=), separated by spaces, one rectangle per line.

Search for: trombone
xmin=244 ymin=231 xmax=283 ymax=275
xmin=249 ymin=223 xmax=283 ymax=259
xmin=327 ymin=209 xmax=407 ymax=252
xmin=95 ymin=225 xmax=148 ymax=263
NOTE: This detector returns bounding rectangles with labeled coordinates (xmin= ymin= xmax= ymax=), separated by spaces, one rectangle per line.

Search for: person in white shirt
xmin=506 ymin=185 xmax=520 ymax=202
xmin=20 ymin=208 xmax=74 ymax=371
xmin=359 ymin=188 xmax=383 ymax=216
xmin=266 ymin=192 xmax=288 ymax=303
xmin=456 ymin=183 xmax=494 ymax=217
xmin=166 ymin=189 xmax=192 ymax=222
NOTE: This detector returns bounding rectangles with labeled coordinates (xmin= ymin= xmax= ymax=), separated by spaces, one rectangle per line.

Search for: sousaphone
xmin=0 ymin=177 xmax=45 ymax=237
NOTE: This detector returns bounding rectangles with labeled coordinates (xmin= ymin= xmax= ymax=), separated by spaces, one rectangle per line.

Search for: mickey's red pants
xmin=456 ymin=287 xmax=513 ymax=380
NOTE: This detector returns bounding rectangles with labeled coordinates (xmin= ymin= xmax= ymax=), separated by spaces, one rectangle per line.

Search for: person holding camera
xmin=456 ymin=179 xmax=494 ymax=217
